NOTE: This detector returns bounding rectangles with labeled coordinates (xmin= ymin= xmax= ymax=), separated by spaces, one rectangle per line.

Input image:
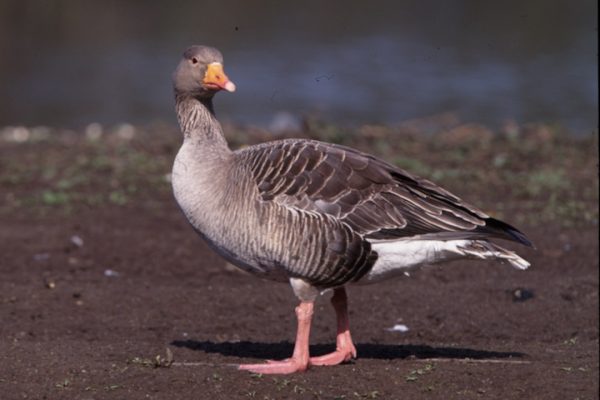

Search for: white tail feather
xmin=456 ymin=241 xmax=530 ymax=270
xmin=363 ymin=239 xmax=530 ymax=283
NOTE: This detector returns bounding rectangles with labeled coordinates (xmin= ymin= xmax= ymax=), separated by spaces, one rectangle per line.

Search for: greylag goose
xmin=171 ymin=45 xmax=532 ymax=374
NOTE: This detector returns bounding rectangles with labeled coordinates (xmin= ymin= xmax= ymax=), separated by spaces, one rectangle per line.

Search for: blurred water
xmin=0 ymin=0 xmax=597 ymax=133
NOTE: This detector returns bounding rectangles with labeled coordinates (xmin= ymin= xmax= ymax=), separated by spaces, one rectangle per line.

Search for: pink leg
xmin=310 ymin=287 xmax=357 ymax=366
xmin=238 ymin=301 xmax=313 ymax=374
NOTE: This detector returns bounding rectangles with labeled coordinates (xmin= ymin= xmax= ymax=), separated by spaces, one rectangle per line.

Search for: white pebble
xmin=115 ymin=123 xmax=135 ymax=140
xmin=70 ymin=235 xmax=84 ymax=247
xmin=386 ymin=324 xmax=409 ymax=332
xmin=85 ymin=123 xmax=103 ymax=140
xmin=2 ymin=126 xmax=30 ymax=142
xmin=104 ymin=269 xmax=120 ymax=277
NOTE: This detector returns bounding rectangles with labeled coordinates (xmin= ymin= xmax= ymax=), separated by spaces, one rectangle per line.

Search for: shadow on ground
xmin=171 ymin=340 xmax=526 ymax=361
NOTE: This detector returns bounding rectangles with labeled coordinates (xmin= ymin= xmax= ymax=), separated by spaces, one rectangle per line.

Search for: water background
xmin=0 ymin=0 xmax=597 ymax=134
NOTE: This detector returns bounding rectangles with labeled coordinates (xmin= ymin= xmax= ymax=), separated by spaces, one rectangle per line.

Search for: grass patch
xmin=127 ymin=348 xmax=174 ymax=368
xmin=0 ymin=124 xmax=597 ymax=227
xmin=405 ymin=363 xmax=435 ymax=382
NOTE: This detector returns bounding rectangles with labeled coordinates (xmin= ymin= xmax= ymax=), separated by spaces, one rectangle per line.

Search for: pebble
xmin=70 ymin=235 xmax=84 ymax=248
xmin=104 ymin=269 xmax=120 ymax=277
xmin=85 ymin=122 xmax=103 ymax=140
xmin=115 ymin=123 xmax=136 ymax=140
xmin=512 ymin=288 xmax=535 ymax=302
xmin=386 ymin=324 xmax=409 ymax=332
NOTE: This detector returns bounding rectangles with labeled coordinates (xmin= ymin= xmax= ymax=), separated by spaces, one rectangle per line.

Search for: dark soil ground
xmin=0 ymin=121 xmax=598 ymax=399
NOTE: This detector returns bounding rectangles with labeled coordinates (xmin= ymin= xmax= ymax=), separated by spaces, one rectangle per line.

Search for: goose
xmin=171 ymin=45 xmax=533 ymax=374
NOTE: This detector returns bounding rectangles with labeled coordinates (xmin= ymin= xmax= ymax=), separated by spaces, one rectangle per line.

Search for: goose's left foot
xmin=310 ymin=287 xmax=356 ymax=366
xmin=238 ymin=357 xmax=309 ymax=374
xmin=310 ymin=330 xmax=356 ymax=366
xmin=238 ymin=301 xmax=313 ymax=375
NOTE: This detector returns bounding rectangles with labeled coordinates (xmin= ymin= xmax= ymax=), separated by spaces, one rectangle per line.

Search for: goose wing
xmin=240 ymin=139 xmax=530 ymax=245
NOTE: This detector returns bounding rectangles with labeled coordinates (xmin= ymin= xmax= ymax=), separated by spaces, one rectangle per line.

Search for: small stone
xmin=512 ymin=288 xmax=535 ymax=302
xmin=85 ymin=123 xmax=103 ymax=140
xmin=70 ymin=235 xmax=84 ymax=248
xmin=115 ymin=123 xmax=135 ymax=140
xmin=386 ymin=324 xmax=410 ymax=332
xmin=5 ymin=126 xmax=31 ymax=142
xmin=104 ymin=269 xmax=119 ymax=277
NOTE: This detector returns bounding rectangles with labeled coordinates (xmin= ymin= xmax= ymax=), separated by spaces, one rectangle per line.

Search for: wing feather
xmin=237 ymin=139 xmax=529 ymax=245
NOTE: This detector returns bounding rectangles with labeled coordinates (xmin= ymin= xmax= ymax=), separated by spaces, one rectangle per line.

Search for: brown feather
xmin=241 ymin=139 xmax=523 ymax=245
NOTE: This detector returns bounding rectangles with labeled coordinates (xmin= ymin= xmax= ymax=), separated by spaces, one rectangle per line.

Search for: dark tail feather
xmin=480 ymin=217 xmax=535 ymax=248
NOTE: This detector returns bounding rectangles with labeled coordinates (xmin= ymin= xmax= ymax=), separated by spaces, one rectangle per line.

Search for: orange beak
xmin=203 ymin=62 xmax=236 ymax=92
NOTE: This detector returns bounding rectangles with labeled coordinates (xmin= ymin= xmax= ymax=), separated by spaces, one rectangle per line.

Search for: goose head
xmin=173 ymin=45 xmax=236 ymax=98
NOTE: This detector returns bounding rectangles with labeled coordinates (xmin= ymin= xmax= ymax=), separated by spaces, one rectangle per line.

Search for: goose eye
xmin=191 ymin=57 xmax=198 ymax=64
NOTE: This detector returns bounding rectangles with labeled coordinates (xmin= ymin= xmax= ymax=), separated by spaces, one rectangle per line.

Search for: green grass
xmin=0 ymin=123 xmax=597 ymax=227
xmin=0 ymin=134 xmax=173 ymax=214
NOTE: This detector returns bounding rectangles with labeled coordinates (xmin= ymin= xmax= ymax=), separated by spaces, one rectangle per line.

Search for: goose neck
xmin=174 ymin=94 xmax=232 ymax=156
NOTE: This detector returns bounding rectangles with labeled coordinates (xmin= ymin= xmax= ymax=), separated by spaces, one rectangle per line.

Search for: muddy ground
xmin=0 ymin=122 xmax=598 ymax=399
